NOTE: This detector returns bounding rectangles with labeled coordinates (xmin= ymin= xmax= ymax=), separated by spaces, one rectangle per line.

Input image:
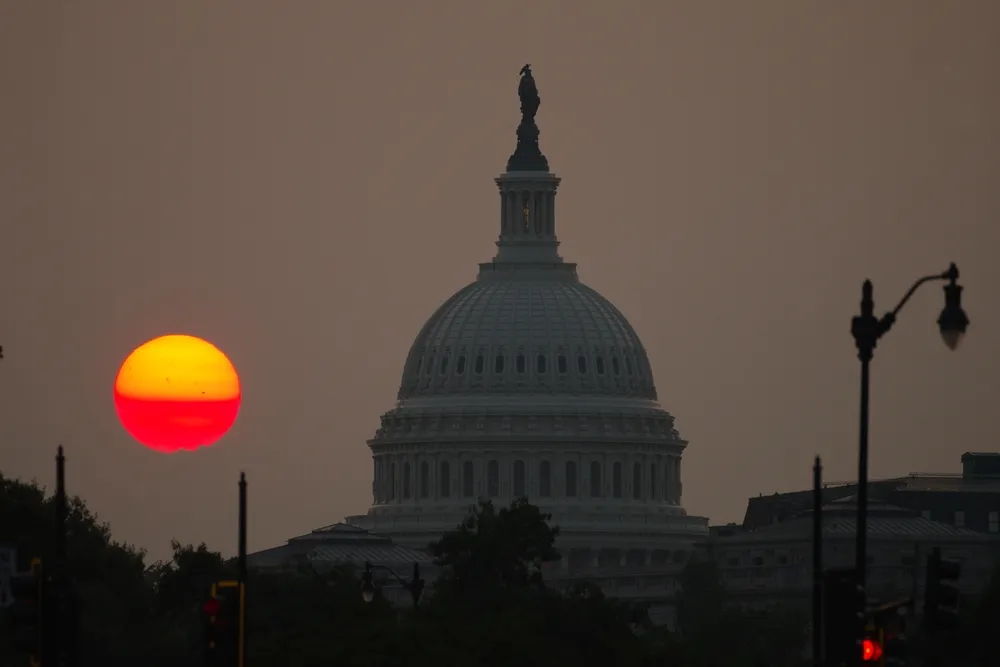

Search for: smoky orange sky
xmin=1 ymin=1 xmax=998 ymax=562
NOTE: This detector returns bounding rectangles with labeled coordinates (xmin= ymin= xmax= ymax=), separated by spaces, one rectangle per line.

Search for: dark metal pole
xmin=238 ymin=473 xmax=247 ymax=582
xmin=238 ymin=472 xmax=247 ymax=667
xmin=55 ymin=446 xmax=67 ymax=570
xmin=852 ymin=280 xmax=876 ymax=591
xmin=854 ymin=355 xmax=870 ymax=589
xmin=813 ymin=456 xmax=824 ymax=667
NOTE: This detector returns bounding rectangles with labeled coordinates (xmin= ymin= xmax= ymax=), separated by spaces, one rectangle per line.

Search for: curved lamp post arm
xmin=879 ymin=264 xmax=960 ymax=334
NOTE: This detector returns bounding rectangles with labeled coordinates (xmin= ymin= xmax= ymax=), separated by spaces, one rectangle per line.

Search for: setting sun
xmin=114 ymin=334 xmax=241 ymax=453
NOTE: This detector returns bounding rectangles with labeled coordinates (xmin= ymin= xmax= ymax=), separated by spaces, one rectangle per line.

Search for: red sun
xmin=114 ymin=334 xmax=241 ymax=453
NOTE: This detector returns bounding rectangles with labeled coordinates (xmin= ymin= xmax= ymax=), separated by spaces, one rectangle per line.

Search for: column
xmin=500 ymin=189 xmax=508 ymax=235
xmin=547 ymin=191 xmax=556 ymax=235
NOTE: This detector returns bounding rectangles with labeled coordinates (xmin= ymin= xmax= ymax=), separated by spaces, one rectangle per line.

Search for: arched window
xmin=403 ymin=463 xmax=412 ymax=499
xmin=613 ymin=462 xmax=622 ymax=498
xmin=590 ymin=461 xmax=602 ymax=498
xmin=577 ymin=356 xmax=588 ymax=374
xmin=539 ymin=461 xmax=552 ymax=497
xmin=495 ymin=354 xmax=505 ymax=374
xmin=440 ymin=461 xmax=451 ymax=498
xmin=420 ymin=461 xmax=430 ymax=498
xmin=439 ymin=356 xmax=449 ymax=374
xmin=463 ymin=461 xmax=474 ymax=498
xmin=612 ymin=356 xmax=621 ymax=376
xmin=557 ymin=355 xmax=567 ymax=374
xmin=516 ymin=354 xmax=526 ymax=373
xmin=426 ymin=358 xmax=434 ymax=375
xmin=487 ymin=460 xmax=500 ymax=497
xmin=513 ymin=460 xmax=526 ymax=498
xmin=650 ymin=463 xmax=658 ymax=500
xmin=390 ymin=463 xmax=397 ymax=501
xmin=456 ymin=355 xmax=466 ymax=375
xmin=474 ymin=355 xmax=485 ymax=374
xmin=536 ymin=354 xmax=547 ymax=374
xmin=596 ymin=356 xmax=606 ymax=375
xmin=632 ymin=462 xmax=642 ymax=500
xmin=565 ymin=461 xmax=578 ymax=497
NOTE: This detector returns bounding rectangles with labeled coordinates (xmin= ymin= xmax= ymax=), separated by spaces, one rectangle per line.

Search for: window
xmin=990 ymin=511 xmax=999 ymax=533
xmin=650 ymin=463 xmax=658 ymax=500
xmin=557 ymin=355 xmax=567 ymax=373
xmin=463 ymin=461 xmax=474 ymax=498
xmin=565 ymin=461 xmax=577 ymax=497
xmin=426 ymin=358 xmax=434 ymax=375
xmin=612 ymin=356 xmax=621 ymax=376
xmin=954 ymin=510 xmax=965 ymax=527
xmin=596 ymin=356 xmax=606 ymax=375
xmin=536 ymin=354 xmax=546 ymax=374
xmin=440 ymin=461 xmax=451 ymax=498
xmin=612 ymin=462 xmax=622 ymax=498
xmin=577 ymin=355 xmax=587 ymax=374
xmin=487 ymin=460 xmax=499 ymax=497
xmin=456 ymin=355 xmax=466 ymax=375
xmin=495 ymin=354 xmax=505 ymax=373
xmin=403 ymin=463 xmax=412 ymax=499
xmin=590 ymin=461 xmax=602 ymax=498
xmin=420 ymin=461 xmax=430 ymax=498
xmin=633 ymin=463 xmax=642 ymax=499
xmin=513 ymin=460 xmax=526 ymax=497
xmin=390 ymin=463 xmax=397 ymax=501
xmin=474 ymin=355 xmax=485 ymax=374
xmin=516 ymin=354 xmax=526 ymax=373
xmin=539 ymin=461 xmax=552 ymax=497
xmin=439 ymin=356 xmax=448 ymax=374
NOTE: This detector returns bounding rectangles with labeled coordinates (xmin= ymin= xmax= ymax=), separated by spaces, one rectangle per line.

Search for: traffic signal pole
xmin=813 ymin=456 xmax=823 ymax=667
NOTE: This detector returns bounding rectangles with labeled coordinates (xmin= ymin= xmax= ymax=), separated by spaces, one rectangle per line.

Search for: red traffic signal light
xmin=862 ymin=638 xmax=883 ymax=662
xmin=203 ymin=597 xmax=221 ymax=617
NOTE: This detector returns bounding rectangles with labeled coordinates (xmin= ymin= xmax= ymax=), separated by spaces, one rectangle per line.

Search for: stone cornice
xmin=368 ymin=411 xmax=685 ymax=448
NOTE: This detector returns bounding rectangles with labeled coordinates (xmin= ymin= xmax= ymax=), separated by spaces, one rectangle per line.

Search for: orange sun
xmin=114 ymin=334 xmax=241 ymax=453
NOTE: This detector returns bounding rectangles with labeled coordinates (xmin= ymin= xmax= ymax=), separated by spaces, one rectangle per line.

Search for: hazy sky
xmin=1 ymin=1 xmax=998 ymax=562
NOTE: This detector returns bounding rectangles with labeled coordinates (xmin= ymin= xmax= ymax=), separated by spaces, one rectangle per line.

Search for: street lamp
xmin=359 ymin=561 xmax=425 ymax=608
xmin=850 ymin=262 xmax=969 ymax=591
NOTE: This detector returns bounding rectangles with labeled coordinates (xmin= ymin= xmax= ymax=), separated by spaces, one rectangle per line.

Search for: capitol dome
xmin=397 ymin=276 xmax=659 ymax=402
xmin=348 ymin=67 xmax=707 ymax=574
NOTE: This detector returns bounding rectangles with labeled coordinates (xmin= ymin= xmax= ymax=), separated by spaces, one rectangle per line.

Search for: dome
xmin=397 ymin=271 xmax=658 ymax=401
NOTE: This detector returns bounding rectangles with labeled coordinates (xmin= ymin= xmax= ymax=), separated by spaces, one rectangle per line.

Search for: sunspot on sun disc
xmin=114 ymin=334 xmax=241 ymax=453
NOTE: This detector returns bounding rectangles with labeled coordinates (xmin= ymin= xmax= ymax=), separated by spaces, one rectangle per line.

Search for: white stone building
xmin=345 ymin=67 xmax=709 ymax=575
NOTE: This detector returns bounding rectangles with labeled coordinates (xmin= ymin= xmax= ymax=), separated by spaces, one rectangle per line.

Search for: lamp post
xmin=360 ymin=561 xmax=425 ymax=609
xmin=850 ymin=262 xmax=969 ymax=591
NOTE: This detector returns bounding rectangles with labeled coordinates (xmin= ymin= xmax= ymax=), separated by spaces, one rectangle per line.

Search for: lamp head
xmin=937 ymin=265 xmax=969 ymax=351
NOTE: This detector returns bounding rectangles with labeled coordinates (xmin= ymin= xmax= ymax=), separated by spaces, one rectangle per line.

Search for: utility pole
xmin=813 ymin=456 xmax=823 ymax=667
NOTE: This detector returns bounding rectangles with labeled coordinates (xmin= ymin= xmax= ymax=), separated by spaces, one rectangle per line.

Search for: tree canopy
xmin=1 ymin=473 xmax=851 ymax=667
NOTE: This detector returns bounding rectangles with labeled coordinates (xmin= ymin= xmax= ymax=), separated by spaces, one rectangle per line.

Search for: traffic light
xmin=204 ymin=580 xmax=245 ymax=667
xmin=823 ymin=567 xmax=867 ymax=667
xmin=861 ymin=630 xmax=883 ymax=663
xmin=44 ymin=573 xmax=81 ymax=667
xmin=9 ymin=558 xmax=44 ymax=666
xmin=924 ymin=547 xmax=961 ymax=634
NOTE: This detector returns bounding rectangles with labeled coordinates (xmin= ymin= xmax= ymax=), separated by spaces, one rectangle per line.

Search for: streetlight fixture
xmin=850 ymin=262 xmax=969 ymax=591
xmin=359 ymin=561 xmax=425 ymax=608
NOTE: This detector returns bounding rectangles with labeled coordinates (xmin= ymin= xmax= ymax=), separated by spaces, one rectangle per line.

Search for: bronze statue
xmin=518 ymin=64 xmax=540 ymax=122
